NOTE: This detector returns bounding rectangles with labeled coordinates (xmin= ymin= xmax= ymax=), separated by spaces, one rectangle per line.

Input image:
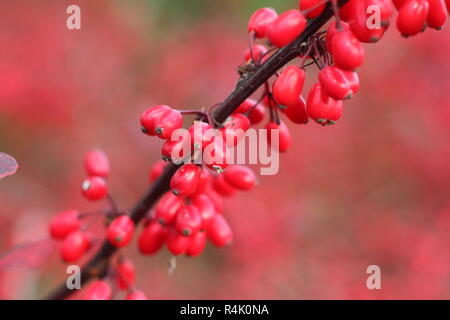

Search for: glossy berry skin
xmin=267 ymin=9 xmax=307 ymax=48
xmin=331 ymin=30 xmax=365 ymax=71
xmin=247 ymin=7 xmax=278 ymax=38
xmin=306 ymin=83 xmax=342 ymax=126
xmin=319 ymin=66 xmax=353 ymax=100
xmin=107 ymin=215 xmax=135 ymax=248
xmin=170 ymin=164 xmax=201 ymax=197
xmin=126 ymin=290 xmax=148 ymax=300
xmin=138 ymin=221 xmax=168 ymax=255
xmin=299 ymin=0 xmax=326 ymax=18
xmin=206 ymin=214 xmax=233 ymax=248
xmin=149 ymin=160 xmax=167 ymax=182
xmin=326 ymin=21 xmax=350 ymax=50
xmin=49 ymin=209 xmax=80 ymax=240
xmin=342 ymin=70 xmax=360 ymax=95
xmin=235 ymin=98 xmax=256 ymax=114
xmin=191 ymin=194 xmax=216 ymax=225
xmin=154 ymin=108 xmax=183 ymax=140
xmin=220 ymin=113 xmax=250 ymax=147
xmin=203 ymin=138 xmax=230 ymax=172
xmin=248 ymin=103 xmax=266 ymax=124
xmin=175 ymin=205 xmax=203 ymax=236
xmin=212 ymin=174 xmax=236 ymax=197
xmin=265 ymin=121 xmax=291 ymax=153
xmin=166 ymin=228 xmax=190 ymax=255
xmin=446 ymin=0 xmax=450 ymax=11
xmin=285 ymin=95 xmax=309 ymax=124
xmin=84 ymin=149 xmax=110 ymax=178
xmin=427 ymin=0 xmax=448 ymax=29
xmin=60 ymin=230 xmax=90 ymax=262
xmin=244 ymin=44 xmax=267 ymax=63
xmin=190 ymin=167 xmax=210 ymax=198
xmin=272 ymin=66 xmax=305 ymax=106
xmin=186 ymin=231 xmax=207 ymax=257
xmin=397 ymin=0 xmax=429 ymax=37
xmin=155 ymin=191 xmax=184 ymax=225
xmin=116 ymin=258 xmax=135 ymax=290
xmin=189 ymin=121 xmax=214 ymax=151
xmin=205 ymin=189 xmax=224 ymax=213
xmin=348 ymin=0 xmax=390 ymax=43
xmin=84 ymin=280 xmax=112 ymax=300
xmin=140 ymin=105 xmax=171 ymax=136
xmin=81 ymin=176 xmax=108 ymax=201
xmin=223 ymin=165 xmax=256 ymax=191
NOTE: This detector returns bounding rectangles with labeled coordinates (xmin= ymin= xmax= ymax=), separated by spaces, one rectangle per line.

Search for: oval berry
xmin=267 ymin=9 xmax=307 ymax=47
xmin=175 ymin=205 xmax=203 ymax=236
xmin=306 ymin=83 xmax=342 ymax=126
xmin=206 ymin=215 xmax=233 ymax=248
xmin=319 ymin=66 xmax=353 ymax=100
xmin=212 ymin=174 xmax=236 ymax=197
xmin=138 ymin=221 xmax=168 ymax=255
xmin=265 ymin=120 xmax=291 ymax=153
xmin=60 ymin=230 xmax=90 ymax=262
xmin=223 ymin=165 xmax=256 ymax=191
xmin=186 ymin=231 xmax=207 ymax=257
xmin=170 ymin=164 xmax=201 ymax=197
xmin=166 ymin=228 xmax=190 ymax=255
xmin=273 ymin=66 xmax=305 ymax=107
xmin=326 ymin=21 xmax=350 ymax=51
xmin=84 ymin=149 xmax=110 ymax=178
xmin=397 ymin=0 xmax=429 ymax=37
xmin=140 ymin=105 xmax=171 ymax=135
xmin=299 ymin=0 xmax=326 ymax=18
xmin=192 ymin=194 xmax=216 ymax=225
xmin=248 ymin=103 xmax=266 ymax=124
xmin=154 ymin=108 xmax=183 ymax=140
xmin=244 ymin=44 xmax=268 ymax=63
xmin=84 ymin=280 xmax=112 ymax=300
xmin=155 ymin=191 xmax=184 ymax=225
xmin=285 ymin=95 xmax=309 ymax=124
xmin=81 ymin=176 xmax=108 ymax=201
xmin=126 ymin=290 xmax=148 ymax=300
xmin=248 ymin=7 xmax=278 ymax=38
xmin=203 ymin=138 xmax=230 ymax=172
xmin=427 ymin=0 xmax=448 ymax=29
xmin=330 ymin=30 xmax=365 ymax=71
xmin=220 ymin=113 xmax=250 ymax=147
xmin=116 ymin=258 xmax=135 ymax=290
xmin=189 ymin=121 xmax=215 ymax=151
xmin=49 ymin=209 xmax=80 ymax=240
xmin=149 ymin=160 xmax=168 ymax=182
xmin=190 ymin=167 xmax=211 ymax=198
xmin=107 ymin=215 xmax=134 ymax=248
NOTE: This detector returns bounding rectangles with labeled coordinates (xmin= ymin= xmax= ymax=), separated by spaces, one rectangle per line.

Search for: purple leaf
xmin=0 ymin=152 xmax=18 ymax=180
xmin=0 ymin=239 xmax=56 ymax=269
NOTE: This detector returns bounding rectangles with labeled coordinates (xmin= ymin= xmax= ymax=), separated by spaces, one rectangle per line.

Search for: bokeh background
xmin=0 ymin=0 xmax=449 ymax=299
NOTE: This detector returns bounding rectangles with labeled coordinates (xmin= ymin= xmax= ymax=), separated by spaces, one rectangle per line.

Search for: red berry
xmin=244 ymin=44 xmax=268 ymax=63
xmin=284 ymin=95 xmax=309 ymax=124
xmin=248 ymin=103 xmax=266 ymax=124
xmin=206 ymin=215 xmax=233 ymax=248
xmin=138 ymin=221 xmax=168 ymax=255
xmin=60 ymin=230 xmax=90 ymax=262
xmin=235 ymin=98 xmax=256 ymax=114
xmin=49 ymin=209 xmax=80 ymax=240
xmin=186 ymin=231 xmax=207 ymax=257
xmin=166 ymin=228 xmax=190 ymax=255
xmin=248 ymin=7 xmax=278 ymax=38
xmin=84 ymin=149 xmax=110 ymax=178
xmin=446 ymin=0 xmax=450 ymax=11
xmin=306 ymin=83 xmax=343 ymax=126
xmin=326 ymin=21 xmax=350 ymax=51
xmin=149 ymin=160 xmax=168 ymax=182
xmin=203 ymin=138 xmax=230 ymax=172
xmin=427 ymin=0 xmax=448 ymax=29
xmin=220 ymin=113 xmax=250 ymax=147
xmin=175 ymin=205 xmax=203 ymax=236
xmin=81 ymin=176 xmax=108 ymax=201
xmin=116 ymin=258 xmax=135 ymax=290
xmin=189 ymin=121 xmax=215 ymax=151
xmin=272 ymin=66 xmax=305 ymax=107
xmin=348 ymin=0 xmax=391 ymax=43
xmin=84 ymin=280 xmax=112 ymax=300
xmin=340 ymin=0 xmax=358 ymax=21
xmin=154 ymin=108 xmax=183 ymax=140
xmin=140 ymin=105 xmax=171 ymax=135
xmin=319 ymin=66 xmax=353 ymax=100
xmin=191 ymin=194 xmax=216 ymax=225
xmin=267 ymin=9 xmax=307 ymax=48
xmin=212 ymin=174 xmax=236 ymax=197
xmin=190 ymin=167 xmax=211 ymax=198
xmin=393 ymin=0 xmax=410 ymax=10
xmin=343 ymin=70 xmax=360 ymax=95
xmin=265 ymin=120 xmax=291 ymax=153
xmin=204 ymin=189 xmax=224 ymax=213
xmin=223 ymin=165 xmax=256 ymax=191
xmin=299 ymin=0 xmax=326 ymax=18
xmin=397 ymin=0 xmax=429 ymax=37
xmin=170 ymin=164 xmax=201 ymax=197
xmin=107 ymin=215 xmax=135 ymax=248
xmin=125 ymin=290 xmax=148 ymax=300
xmin=155 ymin=191 xmax=184 ymax=225
xmin=330 ymin=30 xmax=365 ymax=71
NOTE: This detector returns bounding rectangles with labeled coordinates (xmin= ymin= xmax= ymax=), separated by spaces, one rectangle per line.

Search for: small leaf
xmin=0 ymin=239 xmax=56 ymax=269
xmin=0 ymin=152 xmax=18 ymax=180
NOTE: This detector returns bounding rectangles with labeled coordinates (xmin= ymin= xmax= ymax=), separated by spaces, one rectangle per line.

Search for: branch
xmin=44 ymin=0 xmax=348 ymax=300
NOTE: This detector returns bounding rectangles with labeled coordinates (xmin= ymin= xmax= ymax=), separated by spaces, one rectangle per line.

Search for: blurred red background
xmin=0 ymin=0 xmax=449 ymax=299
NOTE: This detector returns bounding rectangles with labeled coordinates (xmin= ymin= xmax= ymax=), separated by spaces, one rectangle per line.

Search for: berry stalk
xmin=44 ymin=0 xmax=349 ymax=300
